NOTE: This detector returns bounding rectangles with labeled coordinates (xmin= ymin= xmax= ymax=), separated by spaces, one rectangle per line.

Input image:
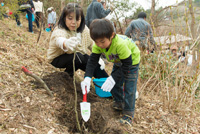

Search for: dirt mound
xmin=40 ymin=71 xmax=124 ymax=133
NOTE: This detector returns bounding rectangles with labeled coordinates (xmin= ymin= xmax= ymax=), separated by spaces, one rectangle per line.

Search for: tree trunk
xmin=189 ymin=0 xmax=195 ymax=39
xmin=150 ymin=0 xmax=156 ymax=26
xmin=198 ymin=42 xmax=200 ymax=64
xmin=61 ymin=0 xmax=65 ymax=12
xmin=188 ymin=0 xmax=197 ymax=72
xmin=81 ymin=0 xmax=84 ymax=7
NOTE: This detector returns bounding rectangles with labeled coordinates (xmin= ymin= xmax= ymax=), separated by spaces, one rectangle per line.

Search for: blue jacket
xmin=125 ymin=18 xmax=156 ymax=48
xmin=85 ymin=0 xmax=111 ymax=27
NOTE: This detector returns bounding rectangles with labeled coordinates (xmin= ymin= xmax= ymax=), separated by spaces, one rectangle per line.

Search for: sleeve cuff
xmin=56 ymin=37 xmax=68 ymax=52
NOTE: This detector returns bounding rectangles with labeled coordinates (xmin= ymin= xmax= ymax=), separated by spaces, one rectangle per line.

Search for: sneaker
xmin=135 ymin=90 xmax=139 ymax=100
xmin=112 ymin=101 xmax=123 ymax=111
xmin=119 ymin=115 xmax=133 ymax=126
xmin=17 ymin=24 xmax=22 ymax=27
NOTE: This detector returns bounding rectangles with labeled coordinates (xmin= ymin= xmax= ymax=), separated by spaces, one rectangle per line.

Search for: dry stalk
xmin=188 ymin=69 xmax=200 ymax=107
xmin=40 ymin=32 xmax=52 ymax=48
xmin=73 ymin=51 xmax=82 ymax=133
xmin=149 ymin=78 xmax=158 ymax=95
xmin=175 ymin=60 xmax=200 ymax=109
xmin=175 ymin=66 xmax=179 ymax=99
xmin=173 ymin=80 xmax=192 ymax=109
xmin=139 ymin=61 xmax=158 ymax=96
xmin=21 ymin=66 xmax=53 ymax=97
xmin=72 ymin=2 xmax=81 ymax=133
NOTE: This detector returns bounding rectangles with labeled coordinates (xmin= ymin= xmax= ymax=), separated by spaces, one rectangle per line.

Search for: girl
xmin=47 ymin=3 xmax=107 ymax=78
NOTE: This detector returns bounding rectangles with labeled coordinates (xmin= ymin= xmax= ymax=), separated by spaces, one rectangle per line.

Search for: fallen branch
xmin=0 ymin=108 xmax=11 ymax=111
xmin=23 ymin=125 xmax=36 ymax=130
xmin=21 ymin=66 xmax=53 ymax=97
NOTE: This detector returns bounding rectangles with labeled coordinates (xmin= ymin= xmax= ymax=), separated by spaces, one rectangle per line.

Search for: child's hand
xmin=81 ymin=77 xmax=91 ymax=94
xmin=98 ymin=58 xmax=105 ymax=70
xmin=101 ymin=76 xmax=115 ymax=92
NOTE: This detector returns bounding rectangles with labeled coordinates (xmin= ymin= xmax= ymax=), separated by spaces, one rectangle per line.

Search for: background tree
xmin=150 ymin=0 xmax=156 ymax=26
xmin=61 ymin=0 xmax=65 ymax=12
xmin=189 ymin=0 xmax=195 ymax=39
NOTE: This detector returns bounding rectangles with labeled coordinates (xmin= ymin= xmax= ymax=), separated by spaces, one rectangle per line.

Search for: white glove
xmin=101 ymin=76 xmax=115 ymax=92
xmin=56 ymin=37 xmax=80 ymax=52
xmin=81 ymin=77 xmax=91 ymax=95
xmin=98 ymin=58 xmax=105 ymax=70
xmin=64 ymin=37 xmax=81 ymax=51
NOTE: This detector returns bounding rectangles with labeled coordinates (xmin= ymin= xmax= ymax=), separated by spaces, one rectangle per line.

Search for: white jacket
xmin=33 ymin=1 xmax=44 ymax=13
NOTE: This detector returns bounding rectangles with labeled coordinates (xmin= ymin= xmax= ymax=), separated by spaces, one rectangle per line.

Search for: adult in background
xmin=15 ymin=0 xmax=35 ymax=33
xmin=47 ymin=7 xmax=56 ymax=31
xmin=100 ymin=1 xmax=106 ymax=9
xmin=47 ymin=3 xmax=107 ymax=78
xmin=50 ymin=7 xmax=56 ymax=24
xmin=85 ymin=0 xmax=113 ymax=28
xmin=33 ymin=0 xmax=44 ymax=29
xmin=125 ymin=12 xmax=156 ymax=52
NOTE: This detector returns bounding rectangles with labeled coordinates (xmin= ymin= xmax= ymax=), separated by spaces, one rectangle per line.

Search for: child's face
xmin=94 ymin=33 xmax=115 ymax=49
xmin=172 ymin=50 xmax=177 ymax=56
xmin=65 ymin=12 xmax=81 ymax=31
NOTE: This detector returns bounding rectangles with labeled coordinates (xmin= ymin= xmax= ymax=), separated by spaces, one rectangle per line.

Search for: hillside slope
xmin=0 ymin=18 xmax=200 ymax=134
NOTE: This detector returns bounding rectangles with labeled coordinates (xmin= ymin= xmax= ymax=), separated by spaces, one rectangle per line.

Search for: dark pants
xmin=111 ymin=64 xmax=139 ymax=117
xmin=15 ymin=8 xmax=33 ymax=32
xmin=51 ymin=53 xmax=108 ymax=78
xmin=35 ymin=12 xmax=44 ymax=29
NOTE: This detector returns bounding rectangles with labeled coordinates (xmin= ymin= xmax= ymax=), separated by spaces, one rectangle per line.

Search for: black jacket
xmin=18 ymin=0 xmax=34 ymax=8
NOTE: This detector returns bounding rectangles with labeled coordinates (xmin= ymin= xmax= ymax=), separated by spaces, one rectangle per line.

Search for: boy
xmin=81 ymin=19 xmax=140 ymax=125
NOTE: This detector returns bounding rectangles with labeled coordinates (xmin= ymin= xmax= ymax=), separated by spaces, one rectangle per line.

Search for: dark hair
xmin=138 ymin=12 xmax=147 ymax=19
xmin=100 ymin=1 xmax=105 ymax=5
xmin=90 ymin=19 xmax=114 ymax=41
xmin=58 ymin=3 xmax=85 ymax=33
